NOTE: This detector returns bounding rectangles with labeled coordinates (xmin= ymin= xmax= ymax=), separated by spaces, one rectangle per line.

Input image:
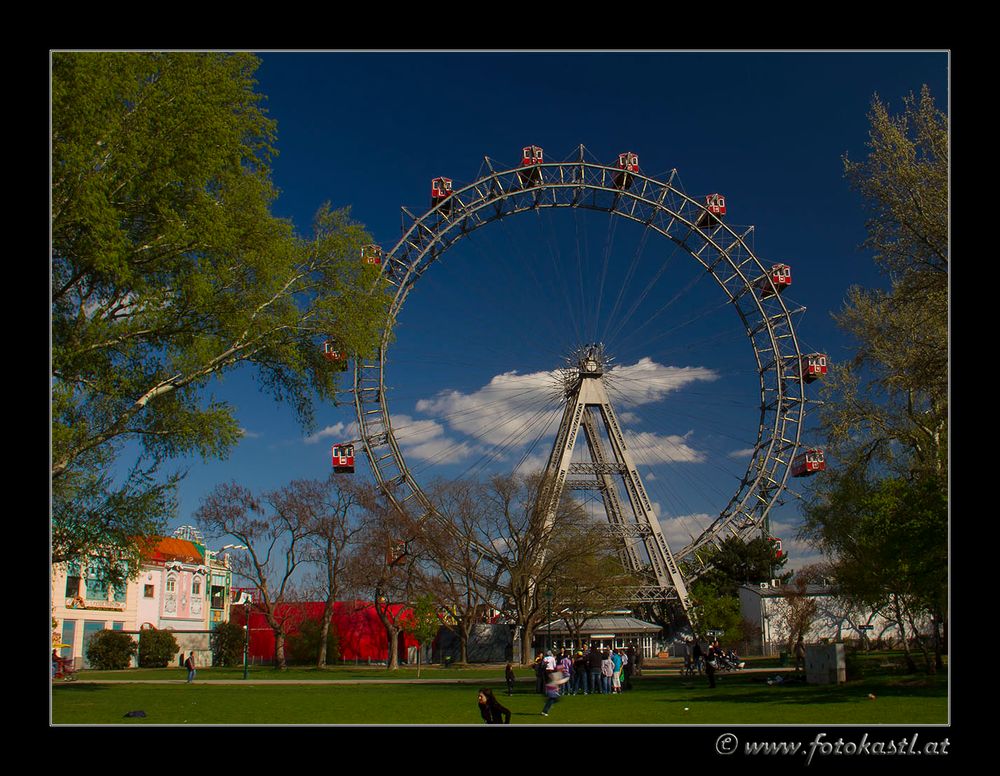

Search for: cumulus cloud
xmin=606 ymin=358 xmax=719 ymax=406
xmin=415 ymin=368 xmax=564 ymax=448
xmin=409 ymin=358 xmax=715 ymax=467
xmin=657 ymin=511 xmax=715 ymax=550
xmin=625 ymin=429 xmax=706 ymax=464
xmin=392 ymin=414 xmax=481 ymax=463
xmin=303 ymin=421 xmax=356 ymax=445
xmin=727 ymin=447 xmax=757 ymax=459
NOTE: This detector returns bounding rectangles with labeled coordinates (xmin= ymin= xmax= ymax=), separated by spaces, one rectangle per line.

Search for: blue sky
xmin=164 ymin=51 xmax=948 ymax=572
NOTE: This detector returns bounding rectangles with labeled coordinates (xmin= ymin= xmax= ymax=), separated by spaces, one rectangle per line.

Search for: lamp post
xmin=243 ymin=595 xmax=251 ymax=681
xmin=545 ymin=586 xmax=553 ymax=653
xmin=221 ymin=544 xmax=250 ymax=680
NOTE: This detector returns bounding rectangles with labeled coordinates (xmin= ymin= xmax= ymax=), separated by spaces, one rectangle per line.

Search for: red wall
xmin=232 ymin=600 xmax=420 ymax=663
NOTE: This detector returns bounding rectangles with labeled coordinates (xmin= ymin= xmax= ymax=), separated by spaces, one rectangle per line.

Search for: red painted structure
xmin=331 ymin=444 xmax=355 ymax=474
xmin=791 ymin=448 xmax=825 ymax=477
xmin=231 ymin=598 xmax=421 ymax=663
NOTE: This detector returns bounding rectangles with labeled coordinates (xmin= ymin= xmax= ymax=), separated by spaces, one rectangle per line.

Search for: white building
xmin=738 ymin=582 xmax=923 ymax=655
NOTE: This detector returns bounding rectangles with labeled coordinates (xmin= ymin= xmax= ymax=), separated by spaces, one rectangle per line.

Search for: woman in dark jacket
xmin=478 ymin=687 xmax=511 ymax=724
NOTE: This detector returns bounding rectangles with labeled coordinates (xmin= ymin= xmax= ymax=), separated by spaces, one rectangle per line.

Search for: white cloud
xmin=625 ymin=429 xmax=706 ymax=463
xmin=238 ymin=428 xmax=262 ymax=440
xmin=391 ymin=414 xmax=481 ymax=463
xmin=303 ymin=421 xmax=356 ymax=445
xmin=409 ymin=358 xmax=716 ymax=465
xmin=657 ymin=512 xmax=715 ymax=550
xmin=415 ymin=368 xmax=563 ymax=448
xmin=728 ymin=447 xmax=756 ymax=459
xmin=606 ymin=358 xmax=719 ymax=406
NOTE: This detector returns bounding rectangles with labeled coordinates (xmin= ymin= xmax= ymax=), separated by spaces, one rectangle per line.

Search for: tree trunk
xmin=274 ymin=630 xmax=287 ymax=670
xmin=890 ymin=595 xmax=917 ymax=672
xmin=386 ymin=626 xmax=399 ymax=669
xmin=317 ymin=600 xmax=334 ymax=668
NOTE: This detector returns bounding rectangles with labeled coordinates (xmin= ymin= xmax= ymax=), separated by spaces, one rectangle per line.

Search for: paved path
xmin=60 ymin=666 xmax=799 ymax=685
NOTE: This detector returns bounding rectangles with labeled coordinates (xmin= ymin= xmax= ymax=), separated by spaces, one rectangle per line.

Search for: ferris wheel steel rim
xmin=353 ymin=152 xmax=809 ymax=573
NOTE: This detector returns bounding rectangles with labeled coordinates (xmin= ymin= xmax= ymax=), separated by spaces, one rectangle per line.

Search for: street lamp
xmin=243 ymin=594 xmax=251 ymax=681
xmin=545 ymin=586 xmax=553 ymax=653
xmin=219 ymin=544 xmax=250 ymax=680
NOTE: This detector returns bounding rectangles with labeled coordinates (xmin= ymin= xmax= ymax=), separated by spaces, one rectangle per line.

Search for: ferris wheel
xmin=336 ymin=144 xmax=826 ymax=610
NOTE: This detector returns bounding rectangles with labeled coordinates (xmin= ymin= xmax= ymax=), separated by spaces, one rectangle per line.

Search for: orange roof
xmin=142 ymin=536 xmax=204 ymax=565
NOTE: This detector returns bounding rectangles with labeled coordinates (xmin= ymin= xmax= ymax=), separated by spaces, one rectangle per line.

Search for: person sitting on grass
xmin=478 ymin=687 xmax=511 ymax=724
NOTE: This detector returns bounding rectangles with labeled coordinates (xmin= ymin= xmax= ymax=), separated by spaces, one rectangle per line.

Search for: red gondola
xmin=791 ymin=448 xmax=825 ymax=477
xmin=757 ymin=263 xmax=792 ymax=297
xmin=695 ymin=193 xmax=726 ymax=229
xmin=799 ymin=353 xmax=828 ymax=383
xmin=331 ymin=444 xmax=355 ymax=474
xmin=386 ymin=537 xmax=409 ymax=567
xmin=613 ymin=152 xmax=639 ymax=190
xmin=431 ymin=177 xmax=453 ymax=214
xmin=322 ymin=341 xmax=348 ymax=370
xmin=768 ymin=536 xmax=784 ymax=560
xmin=361 ymin=244 xmax=383 ymax=266
xmin=518 ymin=145 xmax=544 ymax=187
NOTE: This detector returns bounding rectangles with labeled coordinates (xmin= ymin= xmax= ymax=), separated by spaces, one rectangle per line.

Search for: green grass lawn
xmin=51 ymin=666 xmax=947 ymax=725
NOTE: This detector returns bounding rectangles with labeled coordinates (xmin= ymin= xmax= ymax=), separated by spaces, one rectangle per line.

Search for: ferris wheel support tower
xmin=540 ymin=344 xmax=693 ymax=615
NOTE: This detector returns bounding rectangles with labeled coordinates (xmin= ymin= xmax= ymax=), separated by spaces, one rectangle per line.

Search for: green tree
xmin=801 ymin=85 xmax=948 ymax=673
xmin=210 ymin=620 xmax=246 ymax=667
xmin=51 ymin=53 xmax=387 ymax=584
xmin=406 ymin=594 xmax=443 ymax=678
xmin=829 ymin=85 xmax=948 ymax=479
xmin=801 ymin=472 xmax=946 ymax=672
xmin=693 ymin=535 xmax=789 ymax=598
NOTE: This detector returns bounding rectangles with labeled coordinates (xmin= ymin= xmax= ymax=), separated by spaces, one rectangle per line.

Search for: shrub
xmin=286 ymin=618 xmax=340 ymax=665
xmin=138 ymin=627 xmax=179 ymax=667
xmin=86 ymin=630 xmax=137 ymax=670
xmin=211 ymin=620 xmax=246 ymax=667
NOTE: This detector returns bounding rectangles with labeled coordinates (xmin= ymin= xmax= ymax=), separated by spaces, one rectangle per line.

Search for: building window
xmin=65 ymin=574 xmax=81 ymax=598
xmin=166 ymin=577 xmax=176 ymax=593
xmin=85 ymin=567 xmax=107 ymax=601
xmin=112 ymin=621 xmax=124 ymax=631
xmin=192 ymin=580 xmax=201 ymax=596
xmin=144 ymin=584 xmax=154 ymax=598
xmin=61 ymin=620 xmax=76 ymax=659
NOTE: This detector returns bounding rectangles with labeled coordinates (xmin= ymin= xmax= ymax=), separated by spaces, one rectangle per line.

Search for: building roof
xmin=143 ymin=536 xmax=205 ymax=565
xmin=537 ymin=615 xmax=662 ymax=635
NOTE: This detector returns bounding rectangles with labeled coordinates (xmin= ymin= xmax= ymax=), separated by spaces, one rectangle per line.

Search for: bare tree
xmin=479 ymin=473 xmax=600 ymax=665
xmin=195 ymin=480 xmax=315 ymax=669
xmin=300 ymin=476 xmax=364 ymax=667
xmin=416 ymin=479 xmax=505 ymax=663
xmin=345 ymin=485 xmax=423 ymax=670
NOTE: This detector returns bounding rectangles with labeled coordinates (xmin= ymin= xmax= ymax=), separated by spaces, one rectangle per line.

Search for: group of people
xmin=479 ymin=644 xmax=644 ymax=722
xmin=682 ymin=637 xmax=743 ymax=688
xmin=533 ymin=645 xmax=639 ymax=715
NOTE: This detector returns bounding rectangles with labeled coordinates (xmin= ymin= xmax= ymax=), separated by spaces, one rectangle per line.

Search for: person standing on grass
xmin=478 ymin=687 xmax=511 ymax=724
xmin=705 ymin=642 xmax=717 ymax=689
xmin=185 ymin=651 xmax=196 ymax=683
xmin=558 ymin=651 xmax=573 ymax=695
xmin=611 ymin=649 xmax=623 ymax=694
xmin=794 ymin=635 xmax=806 ymax=672
xmin=601 ymin=650 xmax=614 ymax=695
xmin=534 ymin=655 xmax=546 ymax=694
xmin=505 ymin=662 xmax=516 ymax=696
xmin=572 ymin=651 xmax=588 ymax=695
xmin=692 ymin=639 xmax=704 ymax=674
xmin=588 ymin=644 xmax=603 ymax=694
